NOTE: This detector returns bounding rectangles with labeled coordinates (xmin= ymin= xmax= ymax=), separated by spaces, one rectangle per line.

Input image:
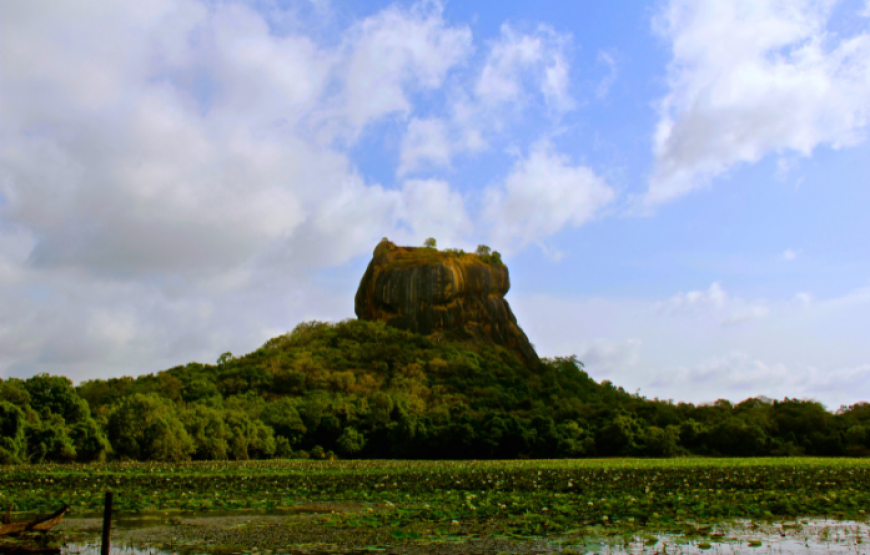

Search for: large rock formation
xmin=354 ymin=240 xmax=539 ymax=365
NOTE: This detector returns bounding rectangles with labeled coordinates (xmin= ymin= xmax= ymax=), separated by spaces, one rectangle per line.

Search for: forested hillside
xmin=1 ymin=319 xmax=869 ymax=463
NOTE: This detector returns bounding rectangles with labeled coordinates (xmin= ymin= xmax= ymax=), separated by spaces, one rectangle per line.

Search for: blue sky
xmin=2 ymin=0 xmax=870 ymax=407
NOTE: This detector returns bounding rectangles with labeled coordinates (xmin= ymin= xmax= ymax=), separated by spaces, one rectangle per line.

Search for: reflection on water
xmin=56 ymin=519 xmax=870 ymax=555
xmin=63 ymin=547 xmax=158 ymax=555
xmin=564 ymin=520 xmax=870 ymax=555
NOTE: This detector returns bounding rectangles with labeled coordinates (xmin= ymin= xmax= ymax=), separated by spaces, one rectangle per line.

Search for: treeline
xmin=2 ymin=319 xmax=870 ymax=463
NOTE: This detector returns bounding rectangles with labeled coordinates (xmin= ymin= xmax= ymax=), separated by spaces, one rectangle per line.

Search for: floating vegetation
xmin=2 ymin=458 xmax=870 ymax=527
xmin=28 ymin=517 xmax=870 ymax=555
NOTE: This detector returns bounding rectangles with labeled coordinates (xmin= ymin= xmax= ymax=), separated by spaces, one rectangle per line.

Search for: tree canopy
xmin=1 ymin=319 xmax=868 ymax=462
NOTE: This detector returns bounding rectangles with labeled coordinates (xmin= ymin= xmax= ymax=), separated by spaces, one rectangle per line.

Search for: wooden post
xmin=101 ymin=491 xmax=113 ymax=555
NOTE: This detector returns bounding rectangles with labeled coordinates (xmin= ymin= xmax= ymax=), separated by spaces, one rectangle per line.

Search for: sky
xmin=1 ymin=0 xmax=870 ymax=408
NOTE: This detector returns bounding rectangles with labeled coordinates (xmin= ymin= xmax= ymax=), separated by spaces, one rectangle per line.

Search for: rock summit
xmin=354 ymin=240 xmax=539 ymax=365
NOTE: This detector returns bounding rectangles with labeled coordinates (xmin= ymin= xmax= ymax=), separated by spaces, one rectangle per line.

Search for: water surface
xmin=51 ymin=518 xmax=870 ymax=555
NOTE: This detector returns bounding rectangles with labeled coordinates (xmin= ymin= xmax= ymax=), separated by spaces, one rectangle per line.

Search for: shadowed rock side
xmin=354 ymin=240 xmax=539 ymax=365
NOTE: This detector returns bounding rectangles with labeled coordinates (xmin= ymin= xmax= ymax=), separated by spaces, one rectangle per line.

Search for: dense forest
xmin=1 ymin=318 xmax=870 ymax=463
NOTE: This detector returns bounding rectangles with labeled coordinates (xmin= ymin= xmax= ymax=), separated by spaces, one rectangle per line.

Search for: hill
xmin=1 ymin=318 xmax=870 ymax=463
xmin=2 ymin=241 xmax=870 ymax=463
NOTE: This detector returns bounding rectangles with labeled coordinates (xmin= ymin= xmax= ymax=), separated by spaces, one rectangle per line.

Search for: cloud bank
xmin=647 ymin=0 xmax=870 ymax=205
xmin=0 ymin=1 xmax=611 ymax=382
xmin=3 ymin=0 xmax=868 ymax=410
xmin=514 ymin=283 xmax=870 ymax=408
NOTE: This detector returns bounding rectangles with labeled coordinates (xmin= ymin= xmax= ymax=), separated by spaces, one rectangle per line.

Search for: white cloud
xmin=483 ymin=142 xmax=614 ymax=249
xmin=397 ymin=179 xmax=473 ymax=245
xmin=398 ymin=118 xmax=452 ymax=175
xmin=209 ymin=5 xmax=333 ymax=122
xmin=0 ymin=228 xmax=34 ymax=286
xmin=476 ymin=26 xmax=545 ymax=105
xmin=783 ymin=248 xmax=799 ymax=260
xmin=476 ymin=24 xmax=574 ymax=112
xmin=576 ymin=338 xmax=642 ymax=378
xmin=338 ymin=2 xmax=472 ymax=133
xmin=596 ymin=51 xmax=618 ymax=99
xmin=514 ymin=282 xmax=870 ymax=406
xmin=658 ymin=282 xmax=770 ymax=325
xmin=663 ymin=352 xmax=792 ymax=395
xmin=0 ymin=1 xmax=599 ymax=384
xmin=661 ymin=356 xmax=870 ymax=406
xmin=0 ymin=1 xmax=367 ymax=278
xmin=722 ymin=305 xmax=771 ymax=325
xmin=540 ymin=41 xmax=573 ymax=112
xmin=647 ymin=0 xmax=870 ymax=206
xmin=658 ymin=282 xmax=728 ymax=312
xmin=0 ymin=0 xmax=485 ymax=382
xmin=775 ymin=155 xmax=802 ymax=181
xmin=0 ymin=0 xmax=481 ymax=280
xmin=536 ymin=242 xmax=566 ymax=263
xmin=397 ymin=23 xmax=577 ymax=175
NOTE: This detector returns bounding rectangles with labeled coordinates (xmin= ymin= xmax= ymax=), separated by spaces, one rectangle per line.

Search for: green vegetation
xmin=1 ymin=319 xmax=870 ymax=463
xmin=473 ymin=243 xmax=503 ymax=266
xmin=8 ymin=459 xmax=869 ymax=555
xmin=3 ymin=458 xmax=870 ymax=528
xmin=378 ymin=237 xmax=503 ymax=267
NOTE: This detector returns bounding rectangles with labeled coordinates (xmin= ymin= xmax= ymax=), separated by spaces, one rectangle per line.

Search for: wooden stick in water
xmin=101 ymin=491 xmax=113 ymax=555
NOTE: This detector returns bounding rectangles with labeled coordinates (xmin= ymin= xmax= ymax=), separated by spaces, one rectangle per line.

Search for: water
xmin=64 ymin=547 xmax=155 ymax=555
xmin=39 ymin=518 xmax=870 ymax=555
xmin=561 ymin=520 xmax=870 ymax=555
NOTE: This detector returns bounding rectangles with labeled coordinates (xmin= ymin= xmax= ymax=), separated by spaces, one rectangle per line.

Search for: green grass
xmin=3 ymin=458 xmax=870 ymax=534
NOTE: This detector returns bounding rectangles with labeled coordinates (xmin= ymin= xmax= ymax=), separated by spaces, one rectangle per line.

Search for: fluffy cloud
xmin=0 ymin=0 xmax=598 ymax=383
xmin=656 ymin=282 xmax=770 ymax=325
xmin=576 ymin=339 xmax=643 ymax=379
xmin=483 ymin=142 xmax=614 ymax=249
xmin=596 ymin=51 xmax=619 ymax=99
xmin=398 ymin=23 xmax=575 ymax=175
xmin=513 ymin=283 xmax=870 ymax=407
xmin=657 ymin=282 xmax=728 ymax=312
xmin=476 ymin=24 xmax=574 ymax=112
xmin=397 ymin=118 xmax=452 ymax=176
xmin=1 ymin=0 xmax=370 ymax=278
xmin=647 ymin=0 xmax=870 ymax=205
xmin=0 ymin=0 xmax=486 ymax=382
xmin=658 ymin=352 xmax=792 ymax=396
xmin=395 ymin=179 xmax=473 ymax=245
xmin=337 ymin=2 xmax=472 ymax=134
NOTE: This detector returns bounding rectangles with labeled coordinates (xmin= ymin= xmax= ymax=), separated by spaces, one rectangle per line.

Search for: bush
xmin=183 ymin=405 xmax=229 ymax=460
xmin=275 ymin=436 xmax=294 ymax=459
xmin=107 ymin=393 xmax=195 ymax=461
xmin=0 ymin=401 xmax=25 ymax=464
xmin=26 ymin=413 xmax=77 ymax=463
xmin=337 ymin=427 xmax=367 ymax=456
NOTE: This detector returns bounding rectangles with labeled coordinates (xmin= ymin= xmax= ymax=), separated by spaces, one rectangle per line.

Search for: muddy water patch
xmin=29 ymin=518 xmax=867 ymax=555
xmin=557 ymin=519 xmax=870 ymax=555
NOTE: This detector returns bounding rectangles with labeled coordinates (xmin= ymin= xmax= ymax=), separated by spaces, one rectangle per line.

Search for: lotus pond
xmin=2 ymin=458 xmax=870 ymax=554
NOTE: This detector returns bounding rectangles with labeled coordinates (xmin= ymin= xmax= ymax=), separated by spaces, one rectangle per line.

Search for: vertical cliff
xmin=354 ymin=240 xmax=539 ymax=365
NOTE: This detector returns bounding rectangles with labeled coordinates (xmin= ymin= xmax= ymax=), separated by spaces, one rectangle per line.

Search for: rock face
xmin=354 ymin=240 xmax=539 ymax=365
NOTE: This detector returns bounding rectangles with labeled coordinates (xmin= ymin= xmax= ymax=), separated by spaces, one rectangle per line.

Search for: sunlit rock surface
xmin=354 ymin=240 xmax=539 ymax=365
